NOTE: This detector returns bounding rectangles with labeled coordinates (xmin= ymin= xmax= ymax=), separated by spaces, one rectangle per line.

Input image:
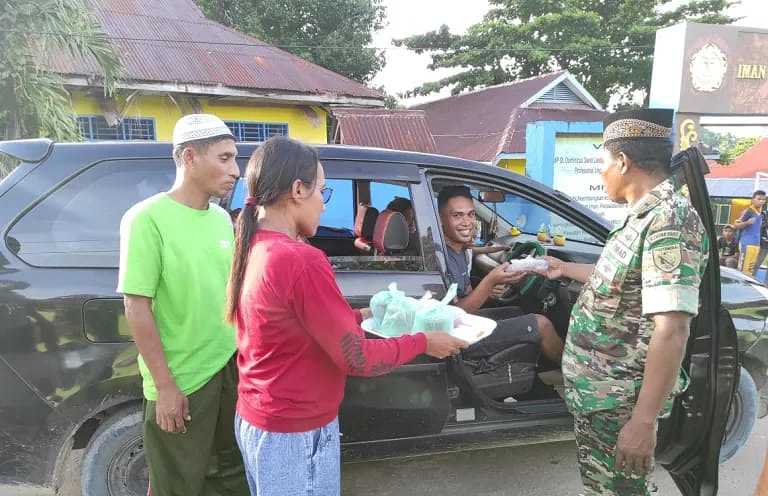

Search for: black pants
xmin=466 ymin=307 xmax=541 ymax=360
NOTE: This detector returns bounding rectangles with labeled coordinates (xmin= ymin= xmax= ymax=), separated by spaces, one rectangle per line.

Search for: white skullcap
xmin=172 ymin=114 xmax=234 ymax=147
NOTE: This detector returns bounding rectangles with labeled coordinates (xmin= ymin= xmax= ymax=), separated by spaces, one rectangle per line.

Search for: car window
xmin=6 ymin=159 xmax=175 ymax=268
xmin=370 ymin=182 xmax=409 ymax=211
xmin=431 ymin=178 xmax=602 ymax=247
xmin=226 ymin=177 xmax=424 ymax=272
xmin=321 ymin=179 xmax=355 ymax=232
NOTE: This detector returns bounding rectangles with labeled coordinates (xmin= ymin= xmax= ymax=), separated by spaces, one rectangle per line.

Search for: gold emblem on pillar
xmin=679 ymin=119 xmax=698 ymax=150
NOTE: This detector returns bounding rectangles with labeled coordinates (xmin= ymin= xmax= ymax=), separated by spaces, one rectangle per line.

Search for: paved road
xmin=22 ymin=416 xmax=768 ymax=496
xmin=342 ymin=417 xmax=768 ymax=496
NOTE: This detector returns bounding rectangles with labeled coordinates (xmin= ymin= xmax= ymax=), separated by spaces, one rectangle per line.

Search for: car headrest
xmin=373 ymin=210 xmax=409 ymax=254
xmin=354 ymin=204 xmax=379 ymax=240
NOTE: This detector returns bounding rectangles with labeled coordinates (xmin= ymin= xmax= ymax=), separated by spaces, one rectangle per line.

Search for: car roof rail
xmin=0 ymin=138 xmax=54 ymax=163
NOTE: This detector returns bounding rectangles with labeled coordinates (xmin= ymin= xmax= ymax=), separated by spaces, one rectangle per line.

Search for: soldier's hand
xmin=615 ymin=417 xmax=657 ymax=476
xmin=536 ymin=256 xmax=566 ymax=280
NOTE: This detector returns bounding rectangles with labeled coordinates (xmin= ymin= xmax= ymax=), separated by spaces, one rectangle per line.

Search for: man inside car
xmin=437 ymin=186 xmax=564 ymax=364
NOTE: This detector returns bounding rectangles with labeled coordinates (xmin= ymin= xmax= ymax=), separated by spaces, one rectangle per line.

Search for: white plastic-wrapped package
xmin=505 ymin=256 xmax=548 ymax=273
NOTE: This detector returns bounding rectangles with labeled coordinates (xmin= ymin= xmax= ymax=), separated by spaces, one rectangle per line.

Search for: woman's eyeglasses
xmin=321 ymin=187 xmax=333 ymax=204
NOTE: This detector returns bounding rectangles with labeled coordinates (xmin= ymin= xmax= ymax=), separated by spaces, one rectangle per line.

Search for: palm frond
xmin=1 ymin=0 xmax=122 ymax=140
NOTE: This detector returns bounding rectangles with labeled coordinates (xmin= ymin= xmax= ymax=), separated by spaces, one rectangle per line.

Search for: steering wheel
xmin=493 ymin=241 xmax=546 ymax=305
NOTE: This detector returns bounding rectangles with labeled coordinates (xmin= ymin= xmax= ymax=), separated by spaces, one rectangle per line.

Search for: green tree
xmin=0 ymin=0 xmax=121 ymax=143
xmin=718 ymin=136 xmax=761 ymax=165
xmin=196 ymin=0 xmax=386 ymax=83
xmin=394 ymin=0 xmax=736 ymax=107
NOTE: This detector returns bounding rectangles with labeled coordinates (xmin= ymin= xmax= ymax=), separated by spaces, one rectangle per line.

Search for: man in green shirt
xmin=118 ymin=114 xmax=248 ymax=495
xmin=538 ymin=109 xmax=709 ymax=495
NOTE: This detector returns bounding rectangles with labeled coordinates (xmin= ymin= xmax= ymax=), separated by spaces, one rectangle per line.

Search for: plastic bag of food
xmin=412 ymin=284 xmax=462 ymax=333
xmin=505 ymin=255 xmax=548 ymax=273
xmin=378 ymin=291 xmax=420 ymax=337
xmin=370 ymin=282 xmax=404 ymax=330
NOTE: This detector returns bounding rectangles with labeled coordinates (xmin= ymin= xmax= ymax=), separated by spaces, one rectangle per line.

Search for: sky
xmin=372 ymin=0 xmax=768 ymax=111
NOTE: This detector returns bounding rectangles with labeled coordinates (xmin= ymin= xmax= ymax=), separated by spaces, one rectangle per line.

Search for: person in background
xmin=734 ymin=190 xmax=766 ymax=276
xmin=118 ymin=114 xmax=248 ymax=496
xmin=385 ymin=196 xmax=419 ymax=254
xmin=758 ymin=204 xmax=768 ymax=283
xmin=226 ymin=136 xmax=467 ymax=496
xmin=718 ymin=224 xmax=739 ymax=268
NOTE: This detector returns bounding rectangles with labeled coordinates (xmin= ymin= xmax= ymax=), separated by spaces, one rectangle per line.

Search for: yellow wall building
xmin=51 ymin=0 xmax=383 ymax=144
xmin=70 ymin=92 xmax=330 ymax=144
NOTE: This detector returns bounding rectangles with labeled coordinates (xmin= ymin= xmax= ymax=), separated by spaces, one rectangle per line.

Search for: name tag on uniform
xmin=609 ymin=240 xmax=635 ymax=266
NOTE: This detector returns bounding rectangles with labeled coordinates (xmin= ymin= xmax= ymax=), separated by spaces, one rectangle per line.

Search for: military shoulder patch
xmin=652 ymin=244 xmax=682 ymax=272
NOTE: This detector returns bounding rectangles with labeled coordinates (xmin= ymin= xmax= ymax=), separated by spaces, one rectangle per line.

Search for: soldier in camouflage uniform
xmin=537 ymin=109 xmax=709 ymax=495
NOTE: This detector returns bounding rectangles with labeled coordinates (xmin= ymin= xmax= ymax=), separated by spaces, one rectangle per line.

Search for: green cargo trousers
xmin=143 ymin=356 xmax=249 ymax=496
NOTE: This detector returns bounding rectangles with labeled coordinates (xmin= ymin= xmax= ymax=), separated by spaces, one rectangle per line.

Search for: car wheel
xmin=81 ymin=404 xmax=149 ymax=496
xmin=719 ymin=367 xmax=758 ymax=463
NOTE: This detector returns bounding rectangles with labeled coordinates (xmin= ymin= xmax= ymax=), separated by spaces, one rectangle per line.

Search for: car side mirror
xmin=479 ymin=190 xmax=505 ymax=203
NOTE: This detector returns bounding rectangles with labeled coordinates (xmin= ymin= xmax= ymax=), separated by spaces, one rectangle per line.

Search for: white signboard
xmin=552 ymin=135 xmax=627 ymax=226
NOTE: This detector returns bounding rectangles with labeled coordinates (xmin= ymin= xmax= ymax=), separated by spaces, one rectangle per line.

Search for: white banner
xmin=552 ymin=135 xmax=627 ymax=226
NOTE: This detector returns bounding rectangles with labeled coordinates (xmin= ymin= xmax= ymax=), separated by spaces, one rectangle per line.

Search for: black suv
xmin=0 ymin=139 xmax=750 ymax=496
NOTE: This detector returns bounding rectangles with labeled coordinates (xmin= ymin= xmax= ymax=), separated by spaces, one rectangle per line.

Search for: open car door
xmin=655 ymin=147 xmax=740 ymax=495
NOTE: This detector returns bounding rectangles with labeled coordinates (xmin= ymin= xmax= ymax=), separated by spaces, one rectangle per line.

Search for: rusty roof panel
xmin=333 ymin=108 xmax=437 ymax=154
xmin=45 ymin=0 xmax=383 ymax=101
xmin=414 ymin=73 xmax=605 ymax=161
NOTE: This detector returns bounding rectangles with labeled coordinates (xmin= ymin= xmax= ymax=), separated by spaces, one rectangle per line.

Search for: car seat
xmin=353 ymin=204 xmax=379 ymax=253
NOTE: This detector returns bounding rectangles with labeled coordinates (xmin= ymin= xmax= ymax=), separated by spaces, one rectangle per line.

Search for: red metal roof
xmin=44 ymin=0 xmax=383 ymax=101
xmin=332 ymin=108 xmax=437 ymax=153
xmin=708 ymin=138 xmax=768 ymax=178
xmin=413 ymin=72 xmax=605 ymax=161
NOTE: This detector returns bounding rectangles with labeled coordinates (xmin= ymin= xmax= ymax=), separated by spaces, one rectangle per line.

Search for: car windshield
xmin=475 ymin=191 xmax=603 ymax=246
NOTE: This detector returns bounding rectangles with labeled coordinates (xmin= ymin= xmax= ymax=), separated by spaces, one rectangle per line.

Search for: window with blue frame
xmin=77 ymin=116 xmax=156 ymax=141
xmin=224 ymin=121 xmax=289 ymax=142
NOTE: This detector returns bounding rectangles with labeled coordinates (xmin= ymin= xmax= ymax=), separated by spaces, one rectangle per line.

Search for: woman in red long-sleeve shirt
xmin=225 ymin=136 xmax=467 ymax=496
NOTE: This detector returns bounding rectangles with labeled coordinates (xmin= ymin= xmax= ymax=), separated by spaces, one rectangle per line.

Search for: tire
xmin=719 ymin=367 xmax=758 ymax=463
xmin=81 ymin=404 xmax=149 ymax=496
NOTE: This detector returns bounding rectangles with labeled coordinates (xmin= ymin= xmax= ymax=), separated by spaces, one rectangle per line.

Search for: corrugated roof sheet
xmin=42 ymin=0 xmax=383 ymax=101
xmin=332 ymin=108 xmax=436 ymax=153
xmin=708 ymin=138 xmax=768 ymax=179
xmin=413 ymin=72 xmax=604 ymax=161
